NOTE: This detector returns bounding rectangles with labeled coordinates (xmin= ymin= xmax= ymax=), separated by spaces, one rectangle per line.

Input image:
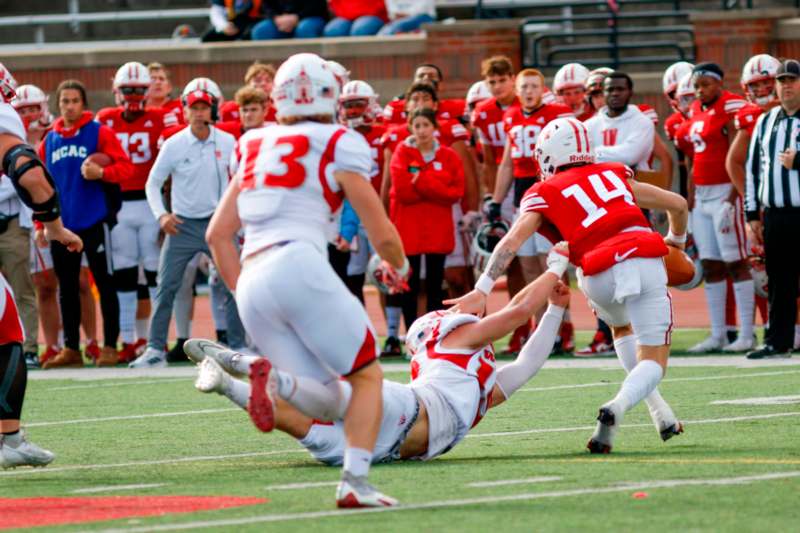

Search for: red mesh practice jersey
xmin=734 ymin=102 xmax=764 ymax=136
xmin=356 ymin=123 xmax=387 ymax=192
xmin=471 ymin=96 xmax=520 ymax=164
xmin=664 ymin=111 xmax=686 ymax=143
xmin=502 ymin=103 xmax=573 ymax=178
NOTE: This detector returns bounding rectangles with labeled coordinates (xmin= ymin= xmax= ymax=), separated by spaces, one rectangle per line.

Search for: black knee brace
xmin=0 ymin=343 xmax=27 ymax=421
xmin=114 ymin=267 xmax=139 ymax=292
xmin=144 ymin=270 xmax=157 ymax=287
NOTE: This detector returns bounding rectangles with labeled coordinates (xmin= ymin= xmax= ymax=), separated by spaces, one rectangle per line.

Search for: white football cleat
xmin=687 ymin=335 xmax=725 ymax=354
xmin=336 ymin=472 xmax=398 ymax=508
xmin=195 ymin=358 xmax=228 ymax=394
xmin=587 ymin=401 xmax=624 ymax=454
xmin=0 ymin=432 xmax=55 ymax=469
xmin=247 ymin=358 xmax=278 ymax=432
xmin=184 ymin=338 xmax=246 ymax=378
xmin=128 ymin=347 xmax=167 ymax=368
xmin=722 ymin=337 xmax=755 ymax=353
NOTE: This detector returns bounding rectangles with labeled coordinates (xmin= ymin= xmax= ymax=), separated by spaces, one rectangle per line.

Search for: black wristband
xmin=31 ymin=194 xmax=61 ymax=222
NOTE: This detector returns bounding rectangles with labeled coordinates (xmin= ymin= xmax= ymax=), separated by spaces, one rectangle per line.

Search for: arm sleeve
xmin=96 ymin=125 xmax=134 ymax=184
xmin=744 ymin=113 xmax=765 ymax=220
xmin=495 ymin=305 xmax=565 ymax=399
xmin=145 ymin=139 xmax=173 ymax=220
xmin=414 ymin=151 xmax=464 ymax=204
xmin=209 ymin=4 xmax=229 ymax=32
xmin=594 ymin=114 xmax=654 ymax=168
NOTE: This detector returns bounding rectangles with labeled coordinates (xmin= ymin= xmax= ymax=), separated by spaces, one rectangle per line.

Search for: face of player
xmin=240 ymin=102 xmax=265 ymax=130
xmin=517 ymin=75 xmax=543 ymax=110
xmin=58 ymin=89 xmax=84 ymax=124
xmin=589 ymin=90 xmax=605 ymax=110
xmin=678 ymin=92 xmax=695 ymax=115
xmin=148 ymin=69 xmax=172 ymax=101
xmin=406 ymin=91 xmax=437 ymax=114
xmin=342 ymin=98 xmax=369 ymax=121
xmin=119 ymin=85 xmax=148 ymax=114
xmin=249 ymin=73 xmax=273 ymax=96
xmin=558 ymin=86 xmax=586 ymax=111
xmin=485 ymin=74 xmax=515 ymax=101
xmin=694 ymin=75 xmax=721 ymax=105
xmin=603 ymin=78 xmax=631 ymax=112
xmin=414 ymin=66 xmax=441 ymax=90
xmin=186 ymin=101 xmax=212 ymax=129
xmin=411 ymin=115 xmax=436 ymax=146
xmin=16 ymin=105 xmax=42 ymax=127
xmin=747 ymin=78 xmax=776 ymax=105
xmin=777 ymin=76 xmax=800 ymax=110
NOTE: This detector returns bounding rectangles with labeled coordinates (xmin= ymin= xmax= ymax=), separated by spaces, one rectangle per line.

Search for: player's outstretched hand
xmin=444 ymin=289 xmax=488 ymax=317
xmin=548 ymin=281 xmax=571 ymax=308
xmin=545 ymin=241 xmax=570 ymax=277
xmin=45 ymin=226 xmax=83 ymax=253
xmin=375 ymin=258 xmax=411 ymax=295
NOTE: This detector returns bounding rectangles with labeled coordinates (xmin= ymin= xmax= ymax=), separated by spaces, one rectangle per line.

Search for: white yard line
xmin=265 ymin=481 xmax=339 ymax=491
xmin=26 ymin=408 xmax=239 ymax=428
xmin=93 ymin=471 xmax=800 ymax=531
xmin=0 ymin=449 xmax=306 ymax=477
xmin=72 ymin=483 xmax=166 ymax=494
xmin=711 ymin=395 xmax=800 ymax=406
xmin=468 ymin=411 xmax=800 ymax=439
xmin=466 ymin=476 xmax=563 ymax=488
xmin=47 ymin=378 xmax=191 ymax=391
xmin=518 ymin=369 xmax=800 ymax=393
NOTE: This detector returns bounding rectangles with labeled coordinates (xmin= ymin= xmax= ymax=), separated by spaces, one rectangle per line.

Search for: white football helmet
xmin=675 ymin=72 xmax=695 ymax=115
xmin=553 ymin=63 xmax=590 ymax=92
xmin=339 ymin=80 xmax=378 ymax=128
xmin=471 ymin=220 xmax=510 ymax=274
xmin=406 ymin=310 xmax=448 ymax=356
xmin=535 ymin=117 xmax=595 ymax=179
xmin=12 ymin=84 xmax=52 ymax=127
xmin=0 ymin=62 xmax=18 ymax=103
xmin=113 ymin=61 xmax=151 ymax=112
xmin=741 ymin=54 xmax=780 ymax=107
xmin=466 ymin=81 xmax=491 ymax=106
xmin=326 ymin=60 xmax=350 ymax=90
xmin=273 ymin=53 xmax=339 ymax=119
xmin=182 ymin=77 xmax=223 ymax=101
xmin=585 ymin=67 xmax=613 ymax=94
xmin=662 ymin=61 xmax=694 ymax=102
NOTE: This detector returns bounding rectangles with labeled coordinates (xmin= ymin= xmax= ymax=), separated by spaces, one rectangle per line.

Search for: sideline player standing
xmin=448 ymin=117 xmax=689 ymax=452
xmin=97 ymin=62 xmax=164 ymax=363
xmin=205 ymin=53 xmax=410 ymax=507
xmin=0 ymin=64 xmax=83 ymax=467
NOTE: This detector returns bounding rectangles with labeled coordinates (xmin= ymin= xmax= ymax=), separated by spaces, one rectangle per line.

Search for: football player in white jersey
xmin=205 ymin=53 xmax=410 ymax=508
xmin=0 ymin=62 xmax=82 ymax=468
xmin=186 ymin=244 xmax=571 ymax=467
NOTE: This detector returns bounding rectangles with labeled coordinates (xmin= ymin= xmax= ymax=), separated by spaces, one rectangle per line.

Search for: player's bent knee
xmin=611 ymin=324 xmax=634 ymax=339
xmin=638 ymin=344 xmax=669 ymax=372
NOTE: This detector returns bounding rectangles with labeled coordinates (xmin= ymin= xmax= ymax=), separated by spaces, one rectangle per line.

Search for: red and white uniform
xmin=380 ymin=119 xmax=469 ymax=154
xmin=521 ymin=162 xmax=673 ymax=345
xmin=356 ymin=123 xmax=387 ymax=193
xmin=734 ymin=102 xmax=763 ymax=137
xmin=664 ymin=111 xmax=687 ymax=144
xmin=233 ymin=122 xmax=379 ymax=382
xmin=409 ymin=312 xmax=497 ymax=458
xmin=471 ymin=96 xmax=519 ymax=164
xmin=675 ymin=91 xmax=748 ymax=262
xmin=159 ymin=98 xmax=184 ymax=128
xmin=503 ymin=103 xmax=574 ymax=178
xmin=382 ymin=98 xmax=466 ymax=125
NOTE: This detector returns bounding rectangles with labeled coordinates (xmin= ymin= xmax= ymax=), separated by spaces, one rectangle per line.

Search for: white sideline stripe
xmin=26 ymin=408 xmax=239 ymax=427
xmin=48 ymin=378 xmax=191 ymax=391
xmin=467 ymin=476 xmax=562 ymax=488
xmin=468 ymin=411 xmax=800 ymax=439
xmin=94 ymin=471 xmax=800 ymax=531
xmin=518 ymin=369 xmax=800 ymax=393
xmin=711 ymin=395 xmax=800 ymax=406
xmin=72 ymin=483 xmax=166 ymax=494
xmin=265 ymin=481 xmax=339 ymax=491
xmin=0 ymin=449 xmax=306 ymax=477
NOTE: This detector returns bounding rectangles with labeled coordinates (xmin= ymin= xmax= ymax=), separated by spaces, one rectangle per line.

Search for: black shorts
xmin=513 ymin=177 xmax=539 ymax=208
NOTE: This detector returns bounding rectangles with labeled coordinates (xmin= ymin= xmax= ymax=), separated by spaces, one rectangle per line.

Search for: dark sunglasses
xmin=120 ymin=86 xmax=148 ymax=96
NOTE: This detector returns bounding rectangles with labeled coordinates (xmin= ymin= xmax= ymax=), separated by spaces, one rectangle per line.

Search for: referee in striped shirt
xmin=744 ymin=59 xmax=800 ymax=359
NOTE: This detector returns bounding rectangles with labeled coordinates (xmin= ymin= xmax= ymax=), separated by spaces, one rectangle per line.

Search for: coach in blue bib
xmin=38 ymin=80 xmax=133 ymax=369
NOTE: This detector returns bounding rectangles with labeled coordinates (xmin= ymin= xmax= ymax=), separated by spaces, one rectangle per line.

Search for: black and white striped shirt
xmin=745 ymin=105 xmax=800 ymax=220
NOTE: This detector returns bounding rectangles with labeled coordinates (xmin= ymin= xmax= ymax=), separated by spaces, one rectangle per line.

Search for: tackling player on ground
xmin=447 ymin=117 xmax=689 ymax=453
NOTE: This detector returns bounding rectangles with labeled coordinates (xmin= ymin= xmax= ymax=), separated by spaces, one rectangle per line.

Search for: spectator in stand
xmin=39 ymin=80 xmax=134 ymax=369
xmin=389 ymin=107 xmax=464 ymax=332
xmin=202 ymin=0 xmax=265 ymax=42
xmin=378 ymin=0 xmax=436 ymax=35
xmin=146 ymin=63 xmax=182 ymax=128
xmin=219 ymin=62 xmax=276 ymax=123
xmin=251 ymin=0 xmax=328 ymax=40
xmin=324 ymin=0 xmax=387 ymax=37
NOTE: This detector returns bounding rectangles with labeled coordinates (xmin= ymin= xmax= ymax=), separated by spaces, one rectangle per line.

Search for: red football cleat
xmin=84 ymin=340 xmax=100 ymax=363
xmin=117 ymin=343 xmax=139 ymax=364
xmin=39 ymin=345 xmax=61 ymax=367
xmin=247 ymin=358 xmax=277 ymax=433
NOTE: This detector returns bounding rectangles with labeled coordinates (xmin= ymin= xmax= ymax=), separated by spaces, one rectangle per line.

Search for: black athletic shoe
xmin=166 ymin=338 xmax=189 ymax=363
xmin=726 ymin=329 xmax=737 ymax=344
xmin=23 ymin=352 xmax=40 ymax=369
xmin=745 ymin=345 xmax=791 ymax=360
xmin=381 ymin=336 xmax=404 ymax=358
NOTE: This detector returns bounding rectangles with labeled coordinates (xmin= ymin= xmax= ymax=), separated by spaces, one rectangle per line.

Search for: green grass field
xmin=4 ymin=339 xmax=799 ymax=532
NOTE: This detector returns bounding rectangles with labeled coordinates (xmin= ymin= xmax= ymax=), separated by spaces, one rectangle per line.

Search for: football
xmin=664 ymin=245 xmax=695 ymax=286
xmin=86 ymin=152 xmax=112 ymax=167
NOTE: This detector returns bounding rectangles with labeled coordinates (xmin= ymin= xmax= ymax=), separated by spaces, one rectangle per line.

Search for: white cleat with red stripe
xmin=336 ymin=472 xmax=398 ymax=508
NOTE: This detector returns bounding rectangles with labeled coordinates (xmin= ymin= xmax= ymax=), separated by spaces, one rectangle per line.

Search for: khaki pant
xmin=0 ymin=217 xmax=38 ymax=353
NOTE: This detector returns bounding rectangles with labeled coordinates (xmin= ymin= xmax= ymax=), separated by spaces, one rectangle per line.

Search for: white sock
xmin=220 ymin=375 xmax=250 ymax=409
xmin=343 ymin=447 xmax=372 ymax=477
xmin=276 ymin=373 xmax=352 ymax=421
xmin=611 ymin=359 xmax=664 ymax=413
xmin=117 ymin=290 xmax=137 ymax=344
xmin=732 ymin=279 xmax=755 ymax=341
xmin=136 ymin=318 xmax=149 ymax=340
xmin=386 ymin=307 xmax=401 ymax=338
xmin=613 ymin=336 xmax=676 ymax=429
xmin=704 ymin=281 xmax=727 ymax=340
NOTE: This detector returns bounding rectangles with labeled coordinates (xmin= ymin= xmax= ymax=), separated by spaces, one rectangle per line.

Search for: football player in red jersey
xmin=554 ymin=63 xmax=592 ymax=120
xmin=217 ymin=86 xmax=270 ymax=141
xmin=447 ymin=117 xmax=689 ymax=452
xmin=97 ymin=62 xmax=166 ymax=363
xmin=674 ymin=63 xmax=754 ymax=354
xmin=218 ymin=62 xmax=277 ymax=124
xmin=146 ymin=62 xmax=182 ymax=128
xmin=662 ymin=62 xmax=695 ymax=198
xmin=382 ymin=63 xmax=466 ymax=126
